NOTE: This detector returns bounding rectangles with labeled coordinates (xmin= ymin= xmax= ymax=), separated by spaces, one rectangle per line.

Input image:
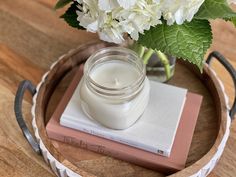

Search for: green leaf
xmin=224 ymin=17 xmax=236 ymax=27
xmin=195 ymin=0 xmax=236 ymax=19
xmin=54 ymin=0 xmax=72 ymax=10
xmin=61 ymin=2 xmax=84 ymax=30
xmin=231 ymin=17 xmax=236 ymax=27
xmin=138 ymin=19 xmax=213 ymax=70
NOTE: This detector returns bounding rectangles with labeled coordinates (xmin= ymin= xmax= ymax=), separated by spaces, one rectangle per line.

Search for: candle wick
xmin=115 ymin=78 xmax=119 ymax=85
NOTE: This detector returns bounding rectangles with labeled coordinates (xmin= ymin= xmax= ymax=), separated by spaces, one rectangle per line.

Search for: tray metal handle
xmin=206 ymin=51 xmax=236 ymax=120
xmin=14 ymin=80 xmax=41 ymax=154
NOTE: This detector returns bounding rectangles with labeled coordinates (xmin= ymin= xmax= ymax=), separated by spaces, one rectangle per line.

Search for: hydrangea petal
xmin=117 ymin=0 xmax=136 ymax=9
xmin=98 ymin=0 xmax=119 ymax=11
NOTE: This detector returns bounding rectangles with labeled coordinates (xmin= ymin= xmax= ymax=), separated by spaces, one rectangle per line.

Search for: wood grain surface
xmin=0 ymin=1 xmax=236 ymax=176
xmin=40 ymin=43 xmax=222 ymax=177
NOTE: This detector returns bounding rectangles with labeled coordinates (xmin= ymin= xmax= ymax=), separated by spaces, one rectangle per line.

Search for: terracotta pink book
xmin=46 ymin=67 xmax=202 ymax=174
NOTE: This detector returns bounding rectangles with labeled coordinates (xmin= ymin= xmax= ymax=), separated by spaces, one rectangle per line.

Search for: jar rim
xmin=84 ymin=47 xmax=146 ymax=99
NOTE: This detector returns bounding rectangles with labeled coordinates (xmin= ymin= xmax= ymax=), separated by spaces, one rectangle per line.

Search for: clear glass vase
xmin=121 ymin=39 xmax=176 ymax=83
xmin=146 ymin=53 xmax=176 ymax=83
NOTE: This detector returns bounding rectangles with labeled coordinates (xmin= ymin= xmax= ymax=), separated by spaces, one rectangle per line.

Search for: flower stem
xmin=137 ymin=45 xmax=145 ymax=58
xmin=155 ymin=50 xmax=171 ymax=80
xmin=143 ymin=48 xmax=154 ymax=64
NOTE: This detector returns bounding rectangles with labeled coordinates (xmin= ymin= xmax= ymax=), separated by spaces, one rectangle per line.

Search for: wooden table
xmin=0 ymin=1 xmax=236 ymax=176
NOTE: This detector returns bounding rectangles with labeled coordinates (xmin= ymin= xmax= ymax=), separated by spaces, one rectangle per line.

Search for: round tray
xmin=14 ymin=41 xmax=235 ymax=177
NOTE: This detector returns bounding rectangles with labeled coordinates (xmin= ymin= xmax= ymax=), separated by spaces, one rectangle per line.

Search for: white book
xmin=60 ymin=80 xmax=187 ymax=157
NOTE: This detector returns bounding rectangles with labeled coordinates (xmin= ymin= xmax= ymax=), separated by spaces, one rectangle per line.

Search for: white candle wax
xmin=90 ymin=60 xmax=140 ymax=89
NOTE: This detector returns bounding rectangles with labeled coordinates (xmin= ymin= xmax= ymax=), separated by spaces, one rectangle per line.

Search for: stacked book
xmin=46 ymin=67 xmax=202 ymax=174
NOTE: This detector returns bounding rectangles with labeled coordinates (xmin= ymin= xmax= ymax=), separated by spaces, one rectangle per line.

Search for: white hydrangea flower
xmin=75 ymin=0 xmax=206 ymax=43
xmin=161 ymin=0 xmax=205 ymax=25
xmin=113 ymin=1 xmax=162 ymax=40
xmin=76 ymin=0 xmax=125 ymax=43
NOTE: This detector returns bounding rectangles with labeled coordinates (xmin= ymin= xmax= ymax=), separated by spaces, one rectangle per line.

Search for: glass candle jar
xmin=79 ymin=47 xmax=150 ymax=130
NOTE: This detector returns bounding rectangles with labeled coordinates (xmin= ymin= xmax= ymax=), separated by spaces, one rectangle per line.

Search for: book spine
xmin=47 ymin=129 xmax=167 ymax=171
xmin=61 ymin=118 xmax=169 ymax=157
